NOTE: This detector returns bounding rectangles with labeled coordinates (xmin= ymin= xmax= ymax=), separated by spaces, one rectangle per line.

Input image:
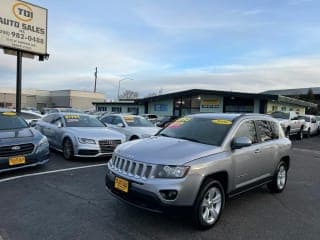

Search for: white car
xmin=0 ymin=108 xmax=42 ymax=126
xmin=20 ymin=110 xmax=43 ymax=126
xmin=303 ymin=115 xmax=318 ymax=137
xmin=100 ymin=114 xmax=160 ymax=141
xmin=142 ymin=114 xmax=158 ymax=124
xmin=316 ymin=116 xmax=320 ymax=133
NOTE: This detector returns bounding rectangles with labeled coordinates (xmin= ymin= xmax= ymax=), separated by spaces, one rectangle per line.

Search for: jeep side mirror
xmin=231 ymin=137 xmax=252 ymax=150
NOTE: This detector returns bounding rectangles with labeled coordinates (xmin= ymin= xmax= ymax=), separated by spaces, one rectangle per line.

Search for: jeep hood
xmin=115 ymin=136 xmax=223 ymax=165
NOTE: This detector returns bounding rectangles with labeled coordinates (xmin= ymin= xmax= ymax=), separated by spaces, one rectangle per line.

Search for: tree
xmin=119 ymin=90 xmax=139 ymax=99
xmin=306 ymin=88 xmax=316 ymax=102
xmin=145 ymin=88 xmax=164 ymax=98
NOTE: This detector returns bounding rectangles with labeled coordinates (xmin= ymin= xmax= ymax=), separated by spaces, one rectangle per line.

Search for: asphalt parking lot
xmin=0 ymin=138 xmax=320 ymax=240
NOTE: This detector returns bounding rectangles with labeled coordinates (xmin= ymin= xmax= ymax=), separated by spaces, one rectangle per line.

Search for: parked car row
xmin=0 ymin=109 xmax=319 ymax=229
xmin=271 ymin=111 xmax=320 ymax=139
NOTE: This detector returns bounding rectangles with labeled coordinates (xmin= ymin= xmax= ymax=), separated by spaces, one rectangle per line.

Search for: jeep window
xmin=158 ymin=117 xmax=233 ymax=146
xmin=256 ymin=120 xmax=273 ymax=142
xmin=0 ymin=114 xmax=29 ymax=130
xmin=234 ymin=120 xmax=258 ymax=144
xmin=271 ymin=112 xmax=289 ymax=119
xmin=269 ymin=121 xmax=280 ymax=139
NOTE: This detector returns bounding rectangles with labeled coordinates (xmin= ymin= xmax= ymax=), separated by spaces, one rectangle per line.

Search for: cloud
xmin=134 ymin=2 xmax=266 ymax=34
xmin=134 ymin=55 xmax=320 ymax=97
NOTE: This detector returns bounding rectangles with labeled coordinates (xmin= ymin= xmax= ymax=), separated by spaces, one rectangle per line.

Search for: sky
xmin=1 ymin=0 xmax=320 ymax=99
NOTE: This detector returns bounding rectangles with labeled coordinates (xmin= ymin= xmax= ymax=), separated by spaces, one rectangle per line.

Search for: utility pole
xmin=94 ymin=67 xmax=98 ymax=93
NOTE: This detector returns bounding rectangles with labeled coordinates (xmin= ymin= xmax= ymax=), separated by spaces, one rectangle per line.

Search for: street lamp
xmin=117 ymin=77 xmax=134 ymax=100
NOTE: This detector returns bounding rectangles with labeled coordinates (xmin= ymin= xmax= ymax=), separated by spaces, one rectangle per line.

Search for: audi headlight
xmin=78 ymin=138 xmax=96 ymax=144
xmin=155 ymin=165 xmax=190 ymax=178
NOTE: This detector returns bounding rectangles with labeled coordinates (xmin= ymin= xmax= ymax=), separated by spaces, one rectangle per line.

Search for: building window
xmin=281 ymin=106 xmax=286 ymax=112
xmin=128 ymin=107 xmax=139 ymax=115
xmin=98 ymin=107 xmax=107 ymax=111
xmin=111 ymin=107 xmax=122 ymax=113
xmin=154 ymin=104 xmax=168 ymax=112
xmin=272 ymin=105 xmax=278 ymax=111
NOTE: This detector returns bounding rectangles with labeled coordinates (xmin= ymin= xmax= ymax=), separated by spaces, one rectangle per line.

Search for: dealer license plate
xmin=9 ymin=156 xmax=26 ymax=166
xmin=114 ymin=177 xmax=129 ymax=193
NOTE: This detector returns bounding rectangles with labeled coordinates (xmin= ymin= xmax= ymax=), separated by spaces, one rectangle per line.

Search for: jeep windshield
xmin=0 ymin=113 xmax=29 ymax=130
xmin=158 ymin=117 xmax=233 ymax=146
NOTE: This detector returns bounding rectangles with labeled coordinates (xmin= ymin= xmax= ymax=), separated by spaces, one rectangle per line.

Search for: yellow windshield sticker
xmin=124 ymin=115 xmax=135 ymax=122
xmin=177 ymin=117 xmax=191 ymax=123
xmin=212 ymin=119 xmax=232 ymax=125
xmin=64 ymin=115 xmax=80 ymax=119
xmin=2 ymin=112 xmax=16 ymax=116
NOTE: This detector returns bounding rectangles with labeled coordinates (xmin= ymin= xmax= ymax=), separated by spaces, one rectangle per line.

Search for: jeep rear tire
xmin=192 ymin=180 xmax=225 ymax=230
xmin=268 ymin=161 xmax=288 ymax=193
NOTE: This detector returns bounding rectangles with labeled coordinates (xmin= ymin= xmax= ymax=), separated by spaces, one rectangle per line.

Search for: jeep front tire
xmin=192 ymin=180 xmax=225 ymax=229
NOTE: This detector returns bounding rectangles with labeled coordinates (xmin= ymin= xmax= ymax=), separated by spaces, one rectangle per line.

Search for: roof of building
xmin=136 ymin=89 xmax=278 ymax=103
xmin=262 ymin=87 xmax=320 ymax=95
xmin=92 ymin=88 xmax=317 ymax=108
xmin=92 ymin=100 xmax=142 ymax=105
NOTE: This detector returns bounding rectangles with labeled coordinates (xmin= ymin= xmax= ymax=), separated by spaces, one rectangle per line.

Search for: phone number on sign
xmin=10 ymin=32 xmax=44 ymax=44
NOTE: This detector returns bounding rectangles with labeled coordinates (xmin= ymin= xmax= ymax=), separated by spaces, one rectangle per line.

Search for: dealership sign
xmin=201 ymin=98 xmax=220 ymax=108
xmin=0 ymin=0 xmax=47 ymax=55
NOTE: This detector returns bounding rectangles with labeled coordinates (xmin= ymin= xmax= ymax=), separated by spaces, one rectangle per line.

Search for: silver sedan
xmin=35 ymin=113 xmax=126 ymax=160
xmin=100 ymin=114 xmax=160 ymax=141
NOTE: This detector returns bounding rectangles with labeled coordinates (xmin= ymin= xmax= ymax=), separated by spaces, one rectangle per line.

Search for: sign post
xmin=0 ymin=0 xmax=49 ymax=113
xmin=16 ymin=50 xmax=22 ymax=113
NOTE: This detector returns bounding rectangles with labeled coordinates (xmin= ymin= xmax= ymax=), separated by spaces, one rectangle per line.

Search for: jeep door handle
xmin=254 ymin=149 xmax=261 ymax=154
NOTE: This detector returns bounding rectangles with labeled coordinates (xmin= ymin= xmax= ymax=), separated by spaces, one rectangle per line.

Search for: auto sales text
xmin=0 ymin=17 xmax=45 ymax=35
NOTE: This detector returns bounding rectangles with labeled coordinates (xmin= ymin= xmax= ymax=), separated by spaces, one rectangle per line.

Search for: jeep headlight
xmin=155 ymin=165 xmax=190 ymax=178
xmin=78 ymin=138 xmax=96 ymax=144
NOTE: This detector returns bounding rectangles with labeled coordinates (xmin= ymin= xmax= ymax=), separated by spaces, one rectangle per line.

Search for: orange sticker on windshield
xmin=212 ymin=119 xmax=232 ymax=125
xmin=168 ymin=117 xmax=191 ymax=128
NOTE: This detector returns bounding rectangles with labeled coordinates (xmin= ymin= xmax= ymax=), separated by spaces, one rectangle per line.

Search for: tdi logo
xmin=13 ymin=3 xmax=33 ymax=22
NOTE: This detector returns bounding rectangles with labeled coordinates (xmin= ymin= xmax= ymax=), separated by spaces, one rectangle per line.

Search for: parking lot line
xmin=0 ymin=163 xmax=107 ymax=184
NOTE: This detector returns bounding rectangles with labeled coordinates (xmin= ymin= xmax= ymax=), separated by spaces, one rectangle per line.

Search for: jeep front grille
xmin=109 ymin=156 xmax=153 ymax=180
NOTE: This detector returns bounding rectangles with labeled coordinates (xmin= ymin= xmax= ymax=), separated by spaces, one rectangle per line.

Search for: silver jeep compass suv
xmin=105 ymin=113 xmax=291 ymax=229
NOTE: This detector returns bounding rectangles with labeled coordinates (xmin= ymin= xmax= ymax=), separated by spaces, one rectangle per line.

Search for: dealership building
xmin=93 ymin=89 xmax=317 ymax=117
xmin=0 ymin=89 xmax=105 ymax=110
